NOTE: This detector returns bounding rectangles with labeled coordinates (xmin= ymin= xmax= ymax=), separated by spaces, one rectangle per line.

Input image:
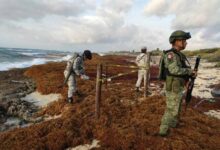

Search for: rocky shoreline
xmin=0 ymin=68 xmax=41 ymax=131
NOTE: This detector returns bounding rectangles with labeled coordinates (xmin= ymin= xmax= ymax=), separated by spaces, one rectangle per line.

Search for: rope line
xmin=97 ymin=70 xmax=138 ymax=82
xmin=105 ymin=64 xmax=149 ymax=69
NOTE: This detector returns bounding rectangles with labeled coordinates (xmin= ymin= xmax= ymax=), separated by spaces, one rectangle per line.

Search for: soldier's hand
xmin=81 ymin=75 xmax=89 ymax=80
xmin=192 ymin=70 xmax=197 ymax=78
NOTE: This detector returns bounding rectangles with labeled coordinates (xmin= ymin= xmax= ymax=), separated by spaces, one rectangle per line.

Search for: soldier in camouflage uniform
xmin=64 ymin=50 xmax=92 ymax=103
xmin=159 ymin=30 xmax=197 ymax=136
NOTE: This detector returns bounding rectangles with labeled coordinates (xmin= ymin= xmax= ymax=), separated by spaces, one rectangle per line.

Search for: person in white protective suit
xmin=135 ymin=47 xmax=150 ymax=92
xmin=64 ymin=50 xmax=92 ymax=103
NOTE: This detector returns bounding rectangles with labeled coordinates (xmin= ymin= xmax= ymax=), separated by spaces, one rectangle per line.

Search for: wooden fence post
xmin=95 ymin=63 xmax=102 ymax=119
xmin=144 ymin=52 xmax=151 ymax=98
xmin=105 ymin=63 xmax=108 ymax=89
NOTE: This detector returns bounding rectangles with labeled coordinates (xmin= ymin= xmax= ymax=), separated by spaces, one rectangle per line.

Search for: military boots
xmin=67 ymin=97 xmax=73 ymax=103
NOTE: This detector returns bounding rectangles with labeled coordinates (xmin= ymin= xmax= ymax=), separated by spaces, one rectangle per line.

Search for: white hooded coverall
xmin=64 ymin=53 xmax=85 ymax=98
xmin=135 ymin=53 xmax=149 ymax=88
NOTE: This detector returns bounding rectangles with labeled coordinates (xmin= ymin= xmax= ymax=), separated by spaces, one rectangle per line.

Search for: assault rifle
xmin=185 ymin=56 xmax=201 ymax=109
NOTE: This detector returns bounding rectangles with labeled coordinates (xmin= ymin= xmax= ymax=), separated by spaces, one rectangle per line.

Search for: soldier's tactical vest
xmin=163 ymin=48 xmax=191 ymax=92
xmin=158 ymin=48 xmax=190 ymax=81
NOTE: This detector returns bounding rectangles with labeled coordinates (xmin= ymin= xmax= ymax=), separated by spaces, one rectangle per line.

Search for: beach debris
xmin=211 ymin=88 xmax=220 ymax=98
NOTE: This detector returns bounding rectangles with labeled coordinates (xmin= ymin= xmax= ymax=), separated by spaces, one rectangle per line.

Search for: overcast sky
xmin=0 ymin=0 xmax=219 ymax=52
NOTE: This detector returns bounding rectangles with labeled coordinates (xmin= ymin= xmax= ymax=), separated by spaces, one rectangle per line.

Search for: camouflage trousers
xmin=159 ymin=90 xmax=184 ymax=135
xmin=64 ymin=71 xmax=77 ymax=98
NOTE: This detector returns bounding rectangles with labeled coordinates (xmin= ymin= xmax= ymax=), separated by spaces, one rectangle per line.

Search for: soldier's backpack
xmin=158 ymin=51 xmax=167 ymax=81
xmin=63 ymin=53 xmax=79 ymax=85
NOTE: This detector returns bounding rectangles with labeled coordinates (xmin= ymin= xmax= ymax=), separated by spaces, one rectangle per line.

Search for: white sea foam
xmin=0 ymin=58 xmax=48 ymax=71
xmin=20 ymin=52 xmax=43 ymax=56
xmin=0 ymin=47 xmax=71 ymax=71
xmin=4 ymin=117 xmax=21 ymax=126
xmin=0 ymin=54 xmax=73 ymax=71
xmin=61 ymin=55 xmax=72 ymax=61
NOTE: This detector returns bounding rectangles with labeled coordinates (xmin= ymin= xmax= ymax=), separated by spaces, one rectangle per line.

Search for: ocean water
xmin=0 ymin=47 xmax=73 ymax=71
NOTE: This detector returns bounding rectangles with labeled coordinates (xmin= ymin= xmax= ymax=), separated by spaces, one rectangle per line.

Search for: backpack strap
xmin=165 ymin=48 xmax=190 ymax=80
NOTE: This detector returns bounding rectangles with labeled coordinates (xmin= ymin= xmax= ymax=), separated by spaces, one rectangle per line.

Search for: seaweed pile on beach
xmin=0 ymin=54 xmax=220 ymax=150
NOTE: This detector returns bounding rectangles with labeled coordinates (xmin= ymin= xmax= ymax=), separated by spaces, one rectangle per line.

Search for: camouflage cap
xmin=169 ymin=30 xmax=191 ymax=44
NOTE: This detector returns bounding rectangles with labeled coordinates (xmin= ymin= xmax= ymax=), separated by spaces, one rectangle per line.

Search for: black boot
xmin=146 ymin=91 xmax=152 ymax=95
xmin=75 ymin=90 xmax=82 ymax=97
xmin=67 ymin=97 xmax=73 ymax=103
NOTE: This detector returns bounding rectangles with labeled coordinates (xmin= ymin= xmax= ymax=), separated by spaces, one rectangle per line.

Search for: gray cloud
xmin=0 ymin=0 xmax=95 ymax=21
xmin=51 ymin=0 xmax=137 ymax=45
xmin=102 ymin=0 xmax=133 ymax=13
xmin=3 ymin=0 xmax=217 ymax=51
xmin=144 ymin=0 xmax=220 ymax=29
xmin=144 ymin=0 xmax=220 ymax=49
xmin=1 ymin=0 xmax=152 ymax=51
xmin=143 ymin=0 xmax=170 ymax=17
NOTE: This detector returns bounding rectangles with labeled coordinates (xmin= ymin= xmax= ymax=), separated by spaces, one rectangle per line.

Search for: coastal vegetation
xmin=184 ymin=48 xmax=220 ymax=67
xmin=149 ymin=47 xmax=220 ymax=67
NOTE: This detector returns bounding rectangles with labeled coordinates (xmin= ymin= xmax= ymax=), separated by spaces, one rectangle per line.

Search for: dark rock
xmin=0 ymin=68 xmax=40 ymax=131
xmin=0 ymin=69 xmax=37 ymax=123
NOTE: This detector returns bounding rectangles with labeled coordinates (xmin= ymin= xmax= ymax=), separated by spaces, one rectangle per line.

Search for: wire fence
xmin=95 ymin=53 xmax=151 ymax=119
